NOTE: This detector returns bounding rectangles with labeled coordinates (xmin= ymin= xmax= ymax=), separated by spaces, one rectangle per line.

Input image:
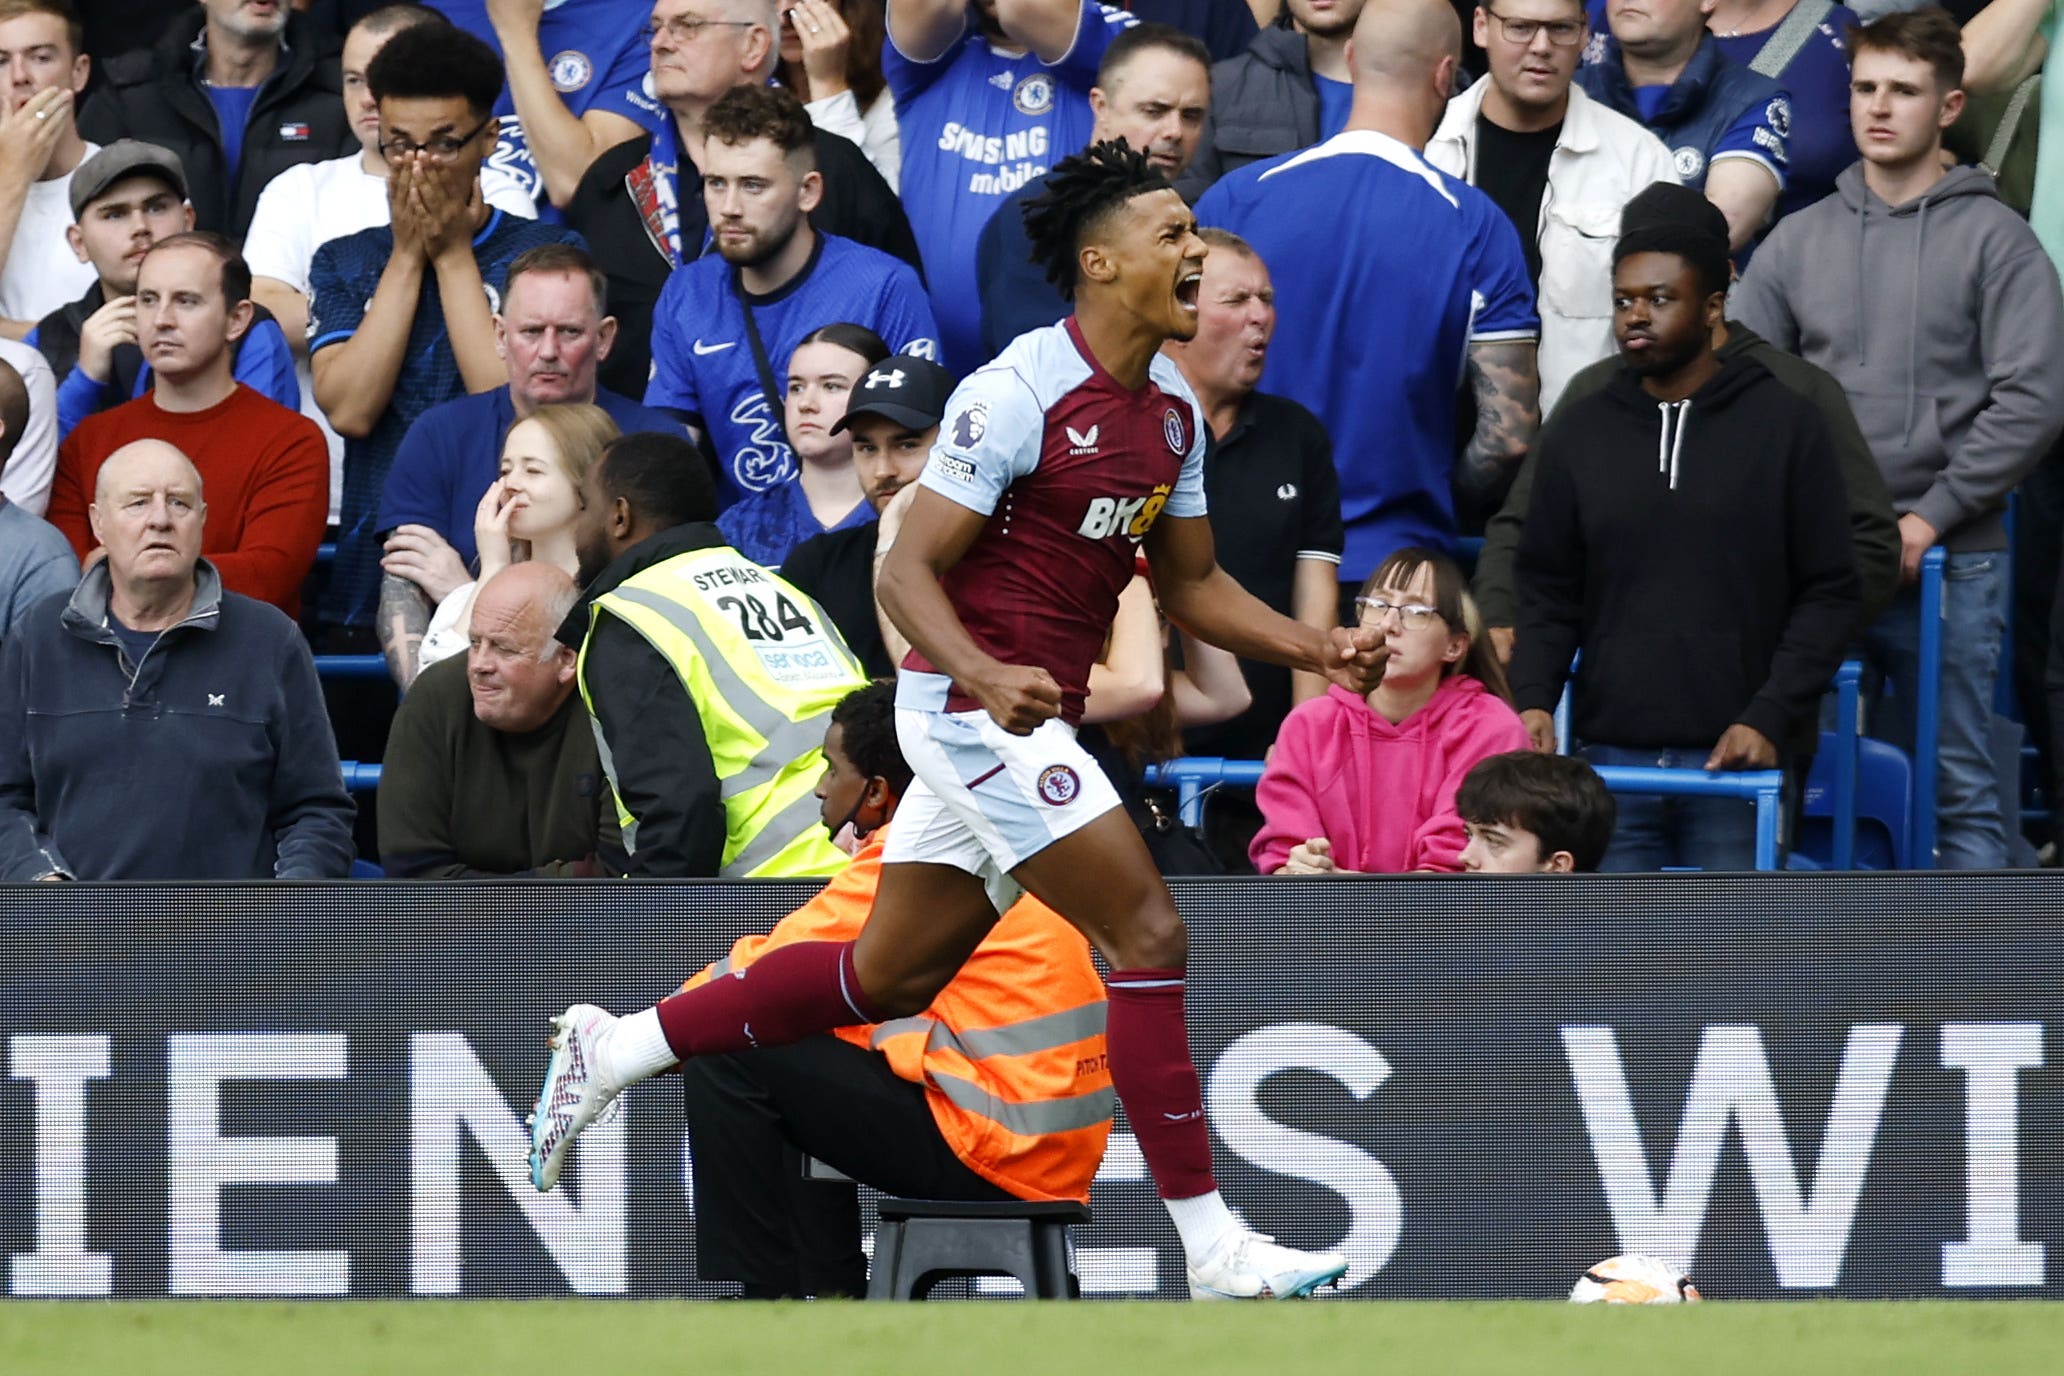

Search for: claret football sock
xmin=653 ymin=939 xmax=886 ymax=1061
xmin=1106 ymin=967 xmax=1220 ymax=1207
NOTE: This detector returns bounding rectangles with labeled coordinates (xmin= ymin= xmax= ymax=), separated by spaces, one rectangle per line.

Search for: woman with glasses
xmin=1249 ymin=546 xmax=1530 ymax=874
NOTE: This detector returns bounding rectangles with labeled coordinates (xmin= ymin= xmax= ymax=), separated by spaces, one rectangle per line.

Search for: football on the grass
xmin=1569 ymin=1254 xmax=1702 ymax=1304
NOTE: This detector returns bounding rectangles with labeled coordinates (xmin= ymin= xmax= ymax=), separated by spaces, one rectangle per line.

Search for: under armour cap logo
xmin=1277 ymin=483 xmax=1298 ymax=500
xmin=208 ymin=693 xmax=225 ymax=707
xmin=867 ymin=368 xmax=906 ymax=389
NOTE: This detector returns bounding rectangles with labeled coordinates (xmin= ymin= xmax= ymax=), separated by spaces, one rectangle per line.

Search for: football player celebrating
xmin=530 ymin=139 xmax=1386 ymax=1300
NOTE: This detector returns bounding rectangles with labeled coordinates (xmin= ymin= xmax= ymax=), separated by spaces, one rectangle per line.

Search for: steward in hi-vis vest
xmin=683 ymin=830 xmax=1113 ymax=1204
xmin=572 ymin=525 xmax=865 ymax=877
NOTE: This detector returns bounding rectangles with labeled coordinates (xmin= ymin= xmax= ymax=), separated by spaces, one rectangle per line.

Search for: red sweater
xmin=48 ymin=384 xmax=328 ymax=615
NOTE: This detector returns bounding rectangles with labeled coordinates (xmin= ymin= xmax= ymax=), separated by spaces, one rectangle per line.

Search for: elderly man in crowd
xmin=377 ymin=561 xmax=617 ymax=878
xmin=0 ymin=438 xmax=355 ymax=881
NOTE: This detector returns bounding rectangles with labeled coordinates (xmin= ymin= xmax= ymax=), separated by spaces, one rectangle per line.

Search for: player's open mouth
xmin=1175 ymin=271 xmax=1201 ymax=311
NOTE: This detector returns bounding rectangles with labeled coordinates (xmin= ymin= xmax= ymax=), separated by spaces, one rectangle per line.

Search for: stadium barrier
xmin=1143 ymin=758 xmax=1789 ymax=871
xmin=4 ymin=873 xmax=2055 ymax=1301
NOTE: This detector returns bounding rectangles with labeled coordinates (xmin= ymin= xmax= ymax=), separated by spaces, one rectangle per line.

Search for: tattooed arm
xmin=1458 ymin=339 xmax=1540 ymax=506
xmin=378 ymin=573 xmax=433 ymax=690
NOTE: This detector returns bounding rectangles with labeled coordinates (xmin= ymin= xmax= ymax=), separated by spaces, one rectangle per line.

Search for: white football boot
xmin=527 ymin=1004 xmax=625 ymax=1192
xmin=1186 ymin=1230 xmax=1349 ymax=1300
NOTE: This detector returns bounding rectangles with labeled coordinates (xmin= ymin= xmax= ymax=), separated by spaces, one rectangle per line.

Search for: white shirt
xmin=0 ymin=335 xmax=59 ymax=517
xmin=0 ymin=143 xmax=100 ymax=325
xmin=244 ymin=153 xmax=537 ymax=522
xmin=805 ymin=86 xmax=903 ymax=193
xmin=1426 ymin=81 xmax=1679 ymax=415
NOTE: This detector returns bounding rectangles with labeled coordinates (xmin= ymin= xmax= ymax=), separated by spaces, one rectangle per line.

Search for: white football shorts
xmin=884 ymin=671 xmax=1123 ymax=913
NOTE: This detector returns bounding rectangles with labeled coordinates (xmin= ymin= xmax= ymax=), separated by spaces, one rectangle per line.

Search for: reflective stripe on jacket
xmin=685 ymin=831 xmax=1112 ymax=1202
xmin=579 ymin=546 xmax=863 ymax=878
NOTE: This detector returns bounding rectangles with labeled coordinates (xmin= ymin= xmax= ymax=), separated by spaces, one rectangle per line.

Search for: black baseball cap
xmin=831 ymin=355 xmax=956 ymax=435
xmin=70 ymin=140 xmax=188 ymax=220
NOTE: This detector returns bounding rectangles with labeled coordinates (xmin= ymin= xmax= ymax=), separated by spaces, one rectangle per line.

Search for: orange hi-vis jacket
xmin=683 ymin=828 xmax=1112 ymax=1203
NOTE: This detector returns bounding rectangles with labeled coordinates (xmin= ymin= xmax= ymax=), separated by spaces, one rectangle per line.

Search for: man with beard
xmin=1508 ymin=187 xmax=1858 ymax=870
xmin=1177 ymin=0 xmax=1366 ymax=199
xmin=643 ymin=84 xmax=936 ymax=511
xmin=975 ymin=23 xmax=1213 ymax=358
xmin=554 ymin=427 xmax=866 ymax=878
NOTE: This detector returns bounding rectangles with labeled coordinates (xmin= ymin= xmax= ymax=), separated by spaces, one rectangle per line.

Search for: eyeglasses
xmin=1485 ymin=12 xmax=1587 ymax=45
xmin=379 ymin=114 xmax=494 ymax=164
xmin=1356 ymin=597 xmax=1445 ymax=631
xmin=647 ymin=16 xmax=756 ymax=44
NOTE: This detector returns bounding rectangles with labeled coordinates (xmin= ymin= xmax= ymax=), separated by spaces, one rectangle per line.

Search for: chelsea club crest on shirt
xmin=550 ymin=50 xmax=594 ymax=93
xmin=1673 ymin=145 xmax=1705 ymax=181
xmin=1013 ymin=73 xmax=1055 ymax=116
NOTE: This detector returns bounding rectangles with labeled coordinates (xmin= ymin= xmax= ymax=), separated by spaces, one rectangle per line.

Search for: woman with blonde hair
xmin=415 ymin=403 xmax=620 ymax=673
xmin=1251 ymin=546 xmax=1530 ymax=874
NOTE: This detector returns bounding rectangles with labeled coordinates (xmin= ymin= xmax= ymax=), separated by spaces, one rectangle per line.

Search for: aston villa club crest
xmin=1037 ymin=765 xmax=1080 ymax=806
xmin=1162 ymin=407 xmax=1186 ymax=454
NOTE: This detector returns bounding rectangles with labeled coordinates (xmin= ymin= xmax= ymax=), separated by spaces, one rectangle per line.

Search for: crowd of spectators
xmin=2 ymin=0 xmax=2061 ymax=881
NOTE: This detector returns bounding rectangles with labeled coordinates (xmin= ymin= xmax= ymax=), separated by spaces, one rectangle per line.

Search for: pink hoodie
xmin=1249 ymin=677 xmax=1532 ymax=875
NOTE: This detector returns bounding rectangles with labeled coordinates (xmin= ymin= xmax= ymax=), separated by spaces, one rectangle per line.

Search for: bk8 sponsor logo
xmin=1076 ymin=483 xmax=1171 ymax=541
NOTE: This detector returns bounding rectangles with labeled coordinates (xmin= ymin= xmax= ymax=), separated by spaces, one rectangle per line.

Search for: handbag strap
xmin=1749 ymin=0 xmax=1834 ymax=80
xmin=731 ymin=269 xmax=792 ymax=453
xmin=1982 ymin=73 xmax=2042 ymax=176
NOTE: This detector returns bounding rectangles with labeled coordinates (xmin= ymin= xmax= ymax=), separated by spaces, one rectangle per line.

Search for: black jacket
xmin=557 ymin=522 xmax=732 ymax=877
xmin=1176 ymin=26 xmax=1319 ymax=202
xmin=78 ymin=11 xmax=356 ymax=240
xmin=565 ymin=127 xmax=924 ymax=400
xmin=1509 ymin=354 xmax=1861 ymax=752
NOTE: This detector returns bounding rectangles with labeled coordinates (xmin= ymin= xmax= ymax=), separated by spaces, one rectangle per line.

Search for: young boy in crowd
xmin=1456 ymin=749 xmax=1615 ymax=874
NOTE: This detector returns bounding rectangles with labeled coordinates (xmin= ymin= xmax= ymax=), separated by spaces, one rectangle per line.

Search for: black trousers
xmin=681 ymin=1035 xmax=1014 ymax=1299
xmin=2015 ymin=443 xmax=2064 ymax=831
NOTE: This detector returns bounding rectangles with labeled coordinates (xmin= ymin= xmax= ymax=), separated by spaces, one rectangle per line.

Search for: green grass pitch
xmin=5 ymin=1301 xmax=2062 ymax=1375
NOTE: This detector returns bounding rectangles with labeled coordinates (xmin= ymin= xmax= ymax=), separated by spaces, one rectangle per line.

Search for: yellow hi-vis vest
xmin=578 ymin=547 xmax=865 ymax=878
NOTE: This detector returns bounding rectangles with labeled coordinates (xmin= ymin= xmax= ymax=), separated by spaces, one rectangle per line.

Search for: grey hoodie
xmin=1731 ymin=163 xmax=2064 ymax=551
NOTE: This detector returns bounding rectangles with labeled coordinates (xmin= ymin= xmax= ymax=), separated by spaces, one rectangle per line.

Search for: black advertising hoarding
xmin=2 ymin=874 xmax=2057 ymax=1300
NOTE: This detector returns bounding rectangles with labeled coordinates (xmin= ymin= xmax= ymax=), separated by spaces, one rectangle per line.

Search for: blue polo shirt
xmin=437 ymin=0 xmax=668 ymax=209
xmin=1195 ymin=130 xmax=1538 ymax=580
xmin=715 ymin=478 xmax=875 ymax=570
xmin=377 ymin=383 xmax=685 ymax=567
xmin=885 ymin=0 xmax=1133 ymax=374
xmin=308 ymin=207 xmax=584 ymax=627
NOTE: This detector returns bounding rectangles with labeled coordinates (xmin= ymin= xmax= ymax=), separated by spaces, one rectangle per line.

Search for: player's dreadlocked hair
xmin=1021 ymin=138 xmax=1172 ymax=300
xmin=830 ymin=681 xmax=912 ymax=798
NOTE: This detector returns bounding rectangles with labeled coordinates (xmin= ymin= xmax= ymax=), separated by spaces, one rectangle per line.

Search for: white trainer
xmin=527 ymin=1004 xmax=625 ymax=1192
xmin=1186 ymin=1231 xmax=1349 ymax=1301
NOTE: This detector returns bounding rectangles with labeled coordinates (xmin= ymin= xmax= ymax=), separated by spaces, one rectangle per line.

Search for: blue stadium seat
xmin=1796 ymin=735 xmax=1913 ymax=870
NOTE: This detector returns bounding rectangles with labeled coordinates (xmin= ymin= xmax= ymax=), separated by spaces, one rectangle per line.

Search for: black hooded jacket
xmin=1509 ymin=353 xmax=1861 ymax=751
